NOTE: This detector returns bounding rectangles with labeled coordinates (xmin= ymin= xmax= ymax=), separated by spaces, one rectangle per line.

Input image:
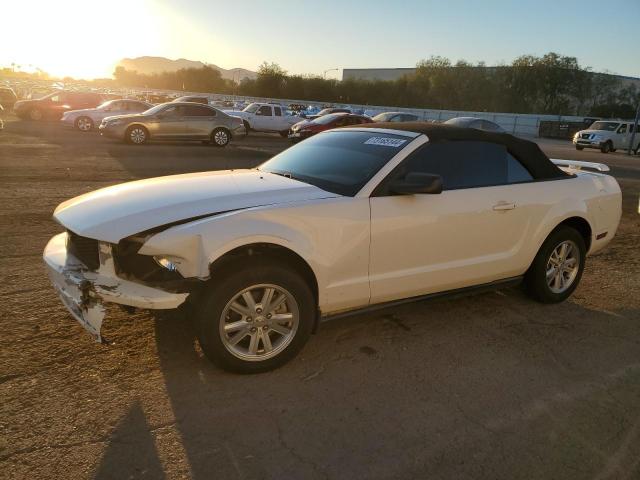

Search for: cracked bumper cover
xmin=43 ymin=232 xmax=188 ymax=342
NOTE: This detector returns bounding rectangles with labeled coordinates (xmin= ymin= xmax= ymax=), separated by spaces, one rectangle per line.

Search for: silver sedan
xmin=62 ymin=99 xmax=153 ymax=131
xmin=98 ymin=102 xmax=246 ymax=147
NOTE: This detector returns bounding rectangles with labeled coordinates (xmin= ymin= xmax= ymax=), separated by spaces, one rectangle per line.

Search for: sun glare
xmin=2 ymin=0 xmax=163 ymax=79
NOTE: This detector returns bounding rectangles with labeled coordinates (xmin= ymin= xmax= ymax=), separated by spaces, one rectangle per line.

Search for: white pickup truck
xmin=573 ymin=120 xmax=640 ymax=154
xmin=225 ymin=103 xmax=302 ymax=136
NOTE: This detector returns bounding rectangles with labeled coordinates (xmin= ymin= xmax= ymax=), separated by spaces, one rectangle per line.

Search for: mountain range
xmin=116 ymin=57 xmax=257 ymax=82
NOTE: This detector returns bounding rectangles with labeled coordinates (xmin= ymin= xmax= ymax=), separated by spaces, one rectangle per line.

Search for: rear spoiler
xmin=551 ymin=159 xmax=610 ymax=172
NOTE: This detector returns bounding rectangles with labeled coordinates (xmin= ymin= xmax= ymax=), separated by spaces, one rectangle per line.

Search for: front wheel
xmin=524 ymin=226 xmax=586 ymax=303
xmin=125 ymin=125 xmax=148 ymax=145
xmin=194 ymin=260 xmax=315 ymax=373
xmin=279 ymin=130 xmax=289 ymax=138
xmin=575 ymin=145 xmax=584 ymax=151
xmin=211 ymin=127 xmax=230 ymax=147
xmin=600 ymin=141 xmax=612 ymax=153
xmin=75 ymin=116 xmax=93 ymax=132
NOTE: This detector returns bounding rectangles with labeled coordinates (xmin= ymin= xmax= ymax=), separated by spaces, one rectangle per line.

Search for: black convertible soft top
xmin=355 ymin=122 xmax=568 ymax=180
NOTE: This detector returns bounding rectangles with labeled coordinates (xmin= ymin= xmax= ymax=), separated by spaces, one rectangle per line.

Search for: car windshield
xmin=141 ymin=104 xmax=167 ymax=115
xmin=243 ymin=103 xmax=260 ymax=113
xmin=372 ymin=112 xmax=395 ymax=122
xmin=314 ymin=113 xmax=346 ymax=125
xmin=444 ymin=118 xmax=472 ymax=127
xmin=259 ymin=130 xmax=412 ymax=196
xmin=589 ymin=121 xmax=620 ymax=132
xmin=97 ymin=100 xmax=117 ymax=110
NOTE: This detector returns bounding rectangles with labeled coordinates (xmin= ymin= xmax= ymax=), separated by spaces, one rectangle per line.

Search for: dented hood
xmin=54 ymin=169 xmax=339 ymax=242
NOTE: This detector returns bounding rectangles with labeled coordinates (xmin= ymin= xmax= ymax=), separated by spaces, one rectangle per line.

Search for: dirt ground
xmin=1 ymin=115 xmax=639 ymax=480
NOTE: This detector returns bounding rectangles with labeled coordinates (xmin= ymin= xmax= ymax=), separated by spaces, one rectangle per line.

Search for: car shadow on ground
xmin=91 ymin=287 xmax=640 ymax=479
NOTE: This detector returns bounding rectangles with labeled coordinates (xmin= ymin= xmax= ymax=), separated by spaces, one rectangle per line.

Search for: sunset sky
xmin=2 ymin=0 xmax=639 ymax=80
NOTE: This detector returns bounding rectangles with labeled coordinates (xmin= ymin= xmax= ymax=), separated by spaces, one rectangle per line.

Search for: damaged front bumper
xmin=43 ymin=232 xmax=188 ymax=342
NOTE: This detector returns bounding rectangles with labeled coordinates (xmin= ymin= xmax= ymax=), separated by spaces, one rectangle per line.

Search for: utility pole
xmin=628 ymin=103 xmax=640 ymax=156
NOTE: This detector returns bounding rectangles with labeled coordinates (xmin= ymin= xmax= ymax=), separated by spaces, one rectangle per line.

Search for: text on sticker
xmin=364 ymin=137 xmax=407 ymax=147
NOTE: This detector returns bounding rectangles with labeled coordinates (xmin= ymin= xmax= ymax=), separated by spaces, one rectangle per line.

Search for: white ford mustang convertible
xmin=44 ymin=123 xmax=622 ymax=372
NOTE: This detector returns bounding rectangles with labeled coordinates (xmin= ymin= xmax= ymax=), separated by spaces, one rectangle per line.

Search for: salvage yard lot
xmin=1 ymin=116 xmax=639 ymax=479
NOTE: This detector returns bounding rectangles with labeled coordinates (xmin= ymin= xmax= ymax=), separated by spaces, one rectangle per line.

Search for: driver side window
xmin=161 ymin=106 xmax=181 ymax=118
xmin=257 ymin=105 xmax=272 ymax=116
xmin=380 ymin=140 xmax=533 ymax=194
xmin=617 ymin=124 xmax=627 ymax=134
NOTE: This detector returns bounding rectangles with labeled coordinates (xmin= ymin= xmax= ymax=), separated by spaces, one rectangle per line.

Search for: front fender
xmin=138 ymin=210 xmax=322 ymax=285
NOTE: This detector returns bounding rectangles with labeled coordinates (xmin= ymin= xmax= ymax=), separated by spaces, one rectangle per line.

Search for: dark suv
xmin=13 ymin=91 xmax=103 ymax=121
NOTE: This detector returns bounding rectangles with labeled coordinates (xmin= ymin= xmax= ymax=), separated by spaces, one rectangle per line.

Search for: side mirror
xmin=389 ymin=172 xmax=443 ymax=195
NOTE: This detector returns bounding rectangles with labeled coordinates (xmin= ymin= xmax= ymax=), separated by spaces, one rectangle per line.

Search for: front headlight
xmin=154 ymin=256 xmax=178 ymax=272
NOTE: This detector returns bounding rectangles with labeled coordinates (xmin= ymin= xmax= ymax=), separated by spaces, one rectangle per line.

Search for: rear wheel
xmin=575 ymin=145 xmax=584 ymax=151
xmin=126 ymin=125 xmax=148 ymax=145
xmin=211 ymin=127 xmax=230 ymax=147
xmin=600 ymin=141 xmax=612 ymax=153
xmin=524 ymin=226 xmax=586 ymax=303
xmin=194 ymin=260 xmax=315 ymax=373
xmin=75 ymin=116 xmax=93 ymax=132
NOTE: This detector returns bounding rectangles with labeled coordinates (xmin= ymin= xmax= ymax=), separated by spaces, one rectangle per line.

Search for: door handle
xmin=493 ymin=202 xmax=516 ymax=211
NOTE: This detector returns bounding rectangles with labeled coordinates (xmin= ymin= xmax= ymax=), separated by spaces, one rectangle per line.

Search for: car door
xmin=252 ymin=105 xmax=273 ymax=130
xmin=184 ymin=104 xmax=217 ymax=139
xmin=47 ymin=92 xmax=68 ymax=117
xmin=149 ymin=105 xmax=187 ymax=138
xmin=272 ymin=106 xmax=287 ymax=130
xmin=369 ymin=140 xmax=535 ymax=303
xmin=615 ymin=123 xmax=629 ymax=149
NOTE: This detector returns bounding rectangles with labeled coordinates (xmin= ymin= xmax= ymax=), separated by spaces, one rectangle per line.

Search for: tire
xmin=243 ymin=120 xmax=250 ymax=134
xmin=279 ymin=130 xmax=289 ymax=138
xmin=125 ymin=125 xmax=148 ymax=145
xmin=575 ymin=145 xmax=584 ymax=151
xmin=194 ymin=259 xmax=315 ymax=373
xmin=524 ymin=226 xmax=586 ymax=304
xmin=211 ymin=127 xmax=230 ymax=147
xmin=600 ymin=141 xmax=612 ymax=153
xmin=29 ymin=108 xmax=43 ymax=121
xmin=75 ymin=116 xmax=93 ymax=132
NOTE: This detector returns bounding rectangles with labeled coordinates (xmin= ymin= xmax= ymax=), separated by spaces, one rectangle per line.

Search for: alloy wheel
xmin=130 ymin=127 xmax=146 ymax=144
xmin=546 ymin=240 xmax=580 ymax=294
xmin=214 ymin=129 xmax=229 ymax=146
xmin=77 ymin=117 xmax=92 ymax=131
xmin=219 ymin=284 xmax=299 ymax=361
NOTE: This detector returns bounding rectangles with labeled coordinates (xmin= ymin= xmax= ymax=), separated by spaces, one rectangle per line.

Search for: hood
xmin=223 ymin=110 xmax=248 ymax=118
xmin=102 ymin=113 xmax=145 ymax=123
xmin=291 ymin=119 xmax=312 ymax=130
xmin=578 ymin=130 xmax=608 ymax=136
xmin=53 ymin=170 xmax=339 ymax=242
xmin=63 ymin=108 xmax=94 ymax=117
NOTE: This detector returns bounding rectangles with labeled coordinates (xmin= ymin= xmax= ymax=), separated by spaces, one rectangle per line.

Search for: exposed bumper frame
xmin=43 ymin=232 xmax=188 ymax=342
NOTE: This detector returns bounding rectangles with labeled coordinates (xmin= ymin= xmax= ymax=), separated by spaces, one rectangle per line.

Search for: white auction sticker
xmin=364 ymin=137 xmax=407 ymax=147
